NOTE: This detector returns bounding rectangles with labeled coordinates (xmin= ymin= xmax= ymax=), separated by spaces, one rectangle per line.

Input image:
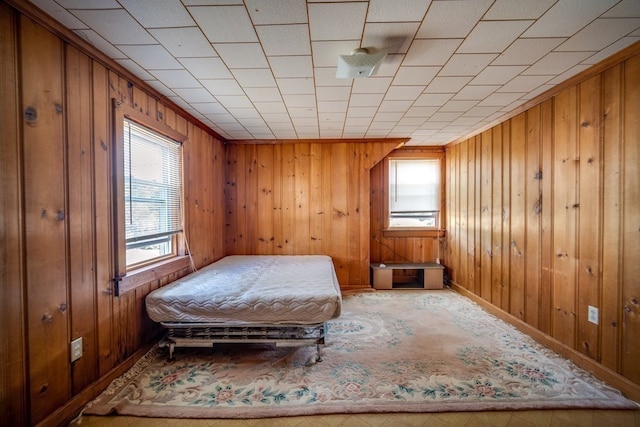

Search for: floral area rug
xmin=84 ymin=290 xmax=636 ymax=418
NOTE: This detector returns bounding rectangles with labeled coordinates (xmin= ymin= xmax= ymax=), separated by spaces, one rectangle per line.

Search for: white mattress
xmin=145 ymin=255 xmax=342 ymax=325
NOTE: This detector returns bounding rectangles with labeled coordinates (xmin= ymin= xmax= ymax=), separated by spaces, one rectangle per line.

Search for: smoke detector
xmin=335 ymin=48 xmax=386 ymax=79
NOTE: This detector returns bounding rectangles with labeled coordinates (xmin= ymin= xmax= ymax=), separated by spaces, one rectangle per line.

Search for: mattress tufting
xmin=145 ymin=255 xmax=342 ymax=325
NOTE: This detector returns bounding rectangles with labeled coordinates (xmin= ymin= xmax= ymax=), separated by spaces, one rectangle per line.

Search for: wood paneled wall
xmin=0 ymin=7 xmax=226 ymax=425
xmin=445 ymin=48 xmax=640 ymax=392
xmin=225 ymin=141 xmax=401 ymax=288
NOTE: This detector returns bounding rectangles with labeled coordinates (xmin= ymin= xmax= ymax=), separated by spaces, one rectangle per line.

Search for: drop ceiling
xmin=27 ymin=0 xmax=640 ymax=145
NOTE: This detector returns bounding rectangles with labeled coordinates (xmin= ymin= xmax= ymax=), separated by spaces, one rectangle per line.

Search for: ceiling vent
xmin=335 ymin=48 xmax=386 ymax=79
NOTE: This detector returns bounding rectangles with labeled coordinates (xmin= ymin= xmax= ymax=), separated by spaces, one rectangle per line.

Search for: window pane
xmin=124 ymin=119 xmax=183 ymax=266
xmin=389 ymin=159 xmax=440 ymax=228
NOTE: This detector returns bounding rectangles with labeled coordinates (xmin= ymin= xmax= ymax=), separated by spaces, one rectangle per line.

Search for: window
xmin=123 ymin=119 xmax=183 ymax=267
xmin=112 ymin=100 xmax=189 ymax=295
xmin=384 ymin=150 xmax=444 ymax=234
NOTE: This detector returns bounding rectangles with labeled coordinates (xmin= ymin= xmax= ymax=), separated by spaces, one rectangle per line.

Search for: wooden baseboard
xmin=451 ymin=283 xmax=640 ymax=404
xmin=36 ymin=344 xmax=155 ymax=427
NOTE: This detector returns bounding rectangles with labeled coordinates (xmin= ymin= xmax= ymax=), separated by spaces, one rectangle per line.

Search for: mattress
xmin=145 ymin=255 xmax=342 ymax=325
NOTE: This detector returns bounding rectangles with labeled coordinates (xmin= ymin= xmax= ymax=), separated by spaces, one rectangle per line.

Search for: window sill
xmin=382 ymin=228 xmax=446 ymax=238
xmin=115 ymin=255 xmax=191 ymax=296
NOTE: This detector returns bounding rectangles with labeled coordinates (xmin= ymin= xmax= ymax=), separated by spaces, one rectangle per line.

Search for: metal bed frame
xmin=159 ymin=322 xmax=327 ymax=364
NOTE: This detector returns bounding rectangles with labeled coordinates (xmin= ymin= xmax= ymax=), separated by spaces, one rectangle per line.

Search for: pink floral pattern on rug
xmin=84 ymin=291 xmax=636 ymax=418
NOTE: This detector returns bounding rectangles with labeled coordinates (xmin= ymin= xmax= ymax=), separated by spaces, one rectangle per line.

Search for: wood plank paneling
xmin=445 ymin=43 xmax=640 ymax=400
xmin=0 ymin=4 xmax=27 ymax=426
xmin=480 ymin=130 xmax=492 ymax=301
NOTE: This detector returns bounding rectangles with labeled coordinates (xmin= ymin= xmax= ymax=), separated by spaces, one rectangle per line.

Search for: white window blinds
xmin=123 ymin=119 xmax=183 ymax=246
xmin=389 ymin=159 xmax=440 ymax=213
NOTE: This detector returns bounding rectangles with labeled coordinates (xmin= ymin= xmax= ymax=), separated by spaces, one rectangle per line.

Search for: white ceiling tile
xmin=291 ymin=117 xmax=317 ymax=126
xmin=188 ymin=102 xmax=227 ymax=114
xmin=404 ymin=39 xmax=462 ymax=66
xmin=352 ymin=77 xmax=393 ymax=93
xmin=547 ymin=64 xmax=592 ymax=85
xmin=465 ymin=105 xmax=502 ymax=117
xmin=232 ymin=69 xmax=276 ymax=87
xmin=173 ymin=87 xmax=218 ymax=103
xmin=379 ymin=100 xmax=414 ymax=112
xmin=180 ymin=57 xmax=233 ymax=79
xmin=256 ymin=24 xmax=310 ymax=56
xmin=167 ymin=96 xmax=192 ymax=110
xmin=254 ymin=102 xmax=288 ymax=114
xmin=226 ymin=108 xmax=261 ymax=119
xmin=244 ymin=87 xmax=283 ymax=102
xmin=74 ymin=29 xmax=124 ymax=58
xmin=491 ymin=38 xmax=565 ymax=66
xmin=347 ymin=107 xmax=378 ymax=118
xmin=245 ymin=0 xmax=308 ymax=24
xmin=429 ymin=112 xmax=463 ymax=122
xmin=405 ymin=106 xmax=438 ymax=117
xmin=349 ymin=93 xmax=385 ymax=107
xmin=369 ymin=120 xmax=395 ymax=129
xmin=149 ymin=27 xmax=216 ymax=58
xmin=312 ymin=40 xmax=361 ymax=67
xmin=392 ymin=67 xmax=439 ymax=86
xmin=28 ymin=0 xmax=92 ymax=29
xmin=296 ymin=129 xmax=320 ymax=138
xmin=317 ymin=87 xmax=351 ymax=101
xmin=71 ymin=9 xmax=156 ymax=44
xmin=440 ymin=100 xmax=479 ymax=112
xmin=56 ymin=0 xmax=119 ymax=8
xmin=520 ymin=84 xmax=555 ymax=100
xmin=603 ymin=0 xmax=640 ymax=17
xmin=478 ymin=92 xmax=524 ymax=107
xmin=114 ymin=59 xmax=154 ymax=80
xmin=283 ymin=94 xmax=317 ymax=108
xmin=362 ymin=22 xmax=420 ymax=54
xmin=375 ymin=54 xmax=404 ymax=77
xmin=425 ymin=76 xmax=473 ymax=93
xmin=582 ymin=36 xmax=640 ymax=65
xmin=458 ymin=21 xmax=533 ymax=54
xmin=385 ymin=86 xmax=424 ymax=101
xmin=414 ymin=93 xmax=454 ymax=107
xmin=498 ymin=75 xmax=552 ymax=93
xmin=440 ymin=54 xmax=497 ymax=77
xmin=214 ymin=43 xmax=268 ymax=68
xmin=556 ymin=18 xmax=640 ymax=52
xmin=523 ymin=51 xmax=594 ymax=75
xmin=374 ymin=111 xmax=404 ymax=121
xmin=269 ymin=56 xmax=314 ymax=78
xmin=277 ymin=78 xmax=315 ymax=95
xmin=319 ymin=112 xmax=346 ymax=121
xmin=470 ymin=66 xmax=527 ymax=85
xmin=201 ymin=79 xmax=244 ymax=95
xmin=397 ymin=117 xmax=425 ymax=126
xmin=309 ymin=2 xmax=367 ymax=41
xmin=484 ymin=0 xmax=556 ymax=20
xmin=215 ymin=95 xmax=253 ymax=108
xmin=189 ymin=6 xmax=258 ymax=43
xmin=367 ymin=0 xmax=431 ymax=22
xmin=119 ymin=0 xmax=194 ymax=27
xmin=318 ymin=101 xmax=349 ymax=113
xmin=523 ymin=0 xmax=619 ymax=38
xmin=144 ymin=80 xmax=175 ymax=97
xmin=417 ymin=0 xmax=492 ymax=38
xmin=288 ymin=107 xmax=317 ymax=118
xmin=452 ymin=85 xmax=499 ymax=100
xmin=203 ymin=112 xmax=237 ymax=123
xmin=261 ymin=113 xmax=292 ymax=123
xmin=182 ymin=0 xmax=243 ymax=6
xmin=150 ymin=69 xmax=201 ymax=88
xmin=117 ymin=45 xmax=182 ymax=69
xmin=314 ymin=68 xmax=353 ymax=87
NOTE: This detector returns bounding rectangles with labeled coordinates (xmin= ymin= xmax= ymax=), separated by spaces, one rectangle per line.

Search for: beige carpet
xmin=84 ymin=290 xmax=636 ymax=418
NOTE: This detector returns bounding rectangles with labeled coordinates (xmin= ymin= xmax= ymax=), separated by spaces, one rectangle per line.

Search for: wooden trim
xmin=451 ymin=283 xmax=640 ymax=403
xmin=35 ymin=343 xmax=155 ymax=427
xmin=446 ymin=40 xmax=640 ymax=148
xmin=227 ymin=138 xmax=409 ymax=146
xmin=116 ymin=255 xmax=191 ymax=295
xmin=115 ymin=100 xmax=187 ymax=144
xmin=382 ymin=229 xmax=446 ymax=238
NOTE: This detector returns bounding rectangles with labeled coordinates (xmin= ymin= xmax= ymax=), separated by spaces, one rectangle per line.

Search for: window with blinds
xmin=123 ymin=118 xmax=183 ymax=267
xmin=388 ymin=158 xmax=440 ymax=228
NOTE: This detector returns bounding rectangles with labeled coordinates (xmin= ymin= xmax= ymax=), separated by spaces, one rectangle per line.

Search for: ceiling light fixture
xmin=335 ymin=48 xmax=386 ymax=79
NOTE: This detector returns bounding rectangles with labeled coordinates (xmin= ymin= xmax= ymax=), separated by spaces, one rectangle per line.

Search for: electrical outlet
xmin=588 ymin=306 xmax=599 ymax=325
xmin=70 ymin=337 xmax=83 ymax=362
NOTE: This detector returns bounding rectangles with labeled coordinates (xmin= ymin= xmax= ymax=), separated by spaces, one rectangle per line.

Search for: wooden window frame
xmin=112 ymin=99 xmax=189 ymax=295
xmin=382 ymin=149 xmax=446 ymax=238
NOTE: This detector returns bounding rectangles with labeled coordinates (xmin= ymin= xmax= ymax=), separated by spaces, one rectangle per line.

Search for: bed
xmin=145 ymin=255 xmax=342 ymax=363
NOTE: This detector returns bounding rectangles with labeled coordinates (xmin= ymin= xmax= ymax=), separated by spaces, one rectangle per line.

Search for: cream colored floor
xmin=72 ymin=409 xmax=640 ymax=427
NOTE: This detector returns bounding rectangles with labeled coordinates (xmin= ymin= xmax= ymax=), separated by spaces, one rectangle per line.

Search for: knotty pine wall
xmin=225 ymin=141 xmax=402 ymax=288
xmin=0 ymin=6 xmax=225 ymax=425
xmin=445 ymin=46 xmax=640 ymax=393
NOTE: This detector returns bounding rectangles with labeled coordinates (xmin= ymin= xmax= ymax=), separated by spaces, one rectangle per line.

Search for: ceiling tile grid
xmin=28 ymin=0 xmax=640 ymax=145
